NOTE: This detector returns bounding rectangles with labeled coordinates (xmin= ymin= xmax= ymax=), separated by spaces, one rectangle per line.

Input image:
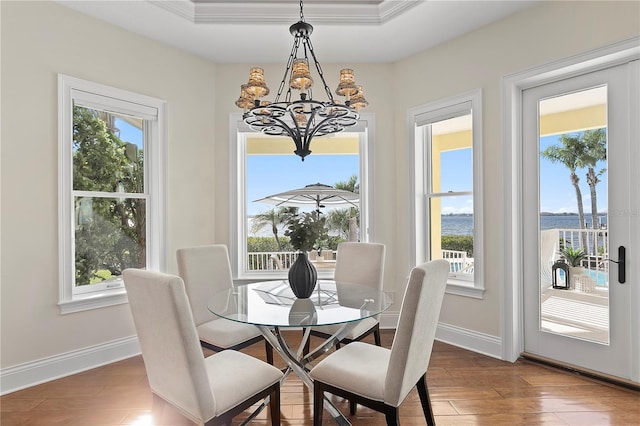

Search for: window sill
xmin=58 ymin=288 xmax=128 ymax=314
xmin=445 ymin=280 xmax=485 ymax=299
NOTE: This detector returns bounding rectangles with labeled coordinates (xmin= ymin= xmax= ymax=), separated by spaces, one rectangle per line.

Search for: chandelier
xmin=235 ymin=0 xmax=368 ymax=161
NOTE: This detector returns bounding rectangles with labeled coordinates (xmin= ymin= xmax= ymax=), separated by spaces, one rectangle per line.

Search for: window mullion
xmin=73 ymin=190 xmax=148 ymax=199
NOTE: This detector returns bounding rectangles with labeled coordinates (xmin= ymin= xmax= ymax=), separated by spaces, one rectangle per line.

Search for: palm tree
xmin=330 ymin=175 xmax=359 ymax=240
xmin=541 ymin=134 xmax=588 ymax=249
xmin=251 ymin=207 xmax=298 ymax=251
xmin=325 ymin=209 xmax=351 ymax=239
xmin=578 ymin=128 xmax=607 ymax=231
xmin=335 ymin=175 xmax=359 ymax=193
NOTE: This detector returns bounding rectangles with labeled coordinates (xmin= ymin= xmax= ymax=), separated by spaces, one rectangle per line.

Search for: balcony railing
xmin=247 ymin=251 xmax=336 ymax=271
xmin=248 ymin=249 xmax=473 ymax=275
xmin=441 ymin=249 xmax=474 ymax=274
xmin=558 ymin=227 xmax=609 ymax=259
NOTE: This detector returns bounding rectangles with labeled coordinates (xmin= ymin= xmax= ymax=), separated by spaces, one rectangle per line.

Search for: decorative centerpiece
xmin=284 ymin=211 xmax=328 ymax=298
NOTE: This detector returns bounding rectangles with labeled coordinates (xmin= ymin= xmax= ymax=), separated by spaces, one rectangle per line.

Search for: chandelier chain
xmin=276 ymin=36 xmax=302 ymax=103
xmin=299 ymin=0 xmax=305 ymax=22
xmin=302 ymin=41 xmax=314 ymax=101
xmin=305 ymin=36 xmax=334 ymax=103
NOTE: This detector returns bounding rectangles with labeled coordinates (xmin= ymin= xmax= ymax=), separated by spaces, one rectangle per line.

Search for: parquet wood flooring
xmin=2 ymin=330 xmax=638 ymax=425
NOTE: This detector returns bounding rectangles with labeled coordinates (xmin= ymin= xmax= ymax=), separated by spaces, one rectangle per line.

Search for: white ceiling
xmin=54 ymin=0 xmax=539 ymax=64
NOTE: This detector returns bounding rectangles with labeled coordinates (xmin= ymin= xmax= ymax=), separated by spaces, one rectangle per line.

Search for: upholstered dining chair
xmin=304 ymin=242 xmax=386 ymax=354
xmin=177 ymin=245 xmax=273 ymax=364
xmin=123 ymin=269 xmax=283 ymax=426
xmin=309 ymin=259 xmax=449 ymax=426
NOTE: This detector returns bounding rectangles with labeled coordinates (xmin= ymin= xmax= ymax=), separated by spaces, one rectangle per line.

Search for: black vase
xmin=288 ymin=252 xmax=317 ymax=298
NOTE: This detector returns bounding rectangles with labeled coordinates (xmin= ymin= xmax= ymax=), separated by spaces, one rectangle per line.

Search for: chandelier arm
xmin=258 ymin=114 xmax=299 ymax=141
xmin=308 ymin=110 xmax=359 ymax=141
xmin=300 ymin=109 xmax=320 ymax=154
xmin=304 ymin=36 xmax=335 ymax=103
xmin=287 ymin=109 xmax=310 ymax=157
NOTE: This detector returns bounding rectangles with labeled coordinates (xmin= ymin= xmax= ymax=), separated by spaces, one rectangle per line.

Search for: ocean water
xmin=249 ymin=214 xmax=607 ymax=237
xmin=442 ymin=214 xmax=607 ymax=236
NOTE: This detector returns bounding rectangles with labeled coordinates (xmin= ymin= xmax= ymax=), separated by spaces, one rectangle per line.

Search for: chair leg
xmin=373 ymin=325 xmax=381 ymax=346
xmin=303 ymin=329 xmax=311 ymax=355
xmin=384 ymin=408 xmax=399 ymax=426
xmin=416 ymin=374 xmax=435 ymax=426
xmin=313 ymin=381 xmax=324 ymax=426
xmin=265 ymin=340 xmax=274 ymax=365
xmin=269 ymin=382 xmax=280 ymax=426
xmin=349 ymin=400 xmax=357 ymax=415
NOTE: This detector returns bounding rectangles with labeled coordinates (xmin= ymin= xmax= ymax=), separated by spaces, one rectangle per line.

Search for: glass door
xmin=522 ymin=61 xmax=637 ymax=381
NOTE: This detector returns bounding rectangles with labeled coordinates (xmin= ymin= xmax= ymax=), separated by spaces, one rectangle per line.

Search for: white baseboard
xmin=1 ymin=336 xmax=140 ymax=396
xmin=381 ymin=313 xmax=502 ymax=359
xmin=435 ymin=322 xmax=502 ymax=359
xmin=2 ymin=318 xmax=503 ymax=396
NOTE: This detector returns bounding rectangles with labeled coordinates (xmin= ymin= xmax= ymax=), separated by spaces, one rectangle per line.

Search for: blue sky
xmin=247 ymin=148 xmax=476 ymax=216
xmin=247 ymin=154 xmax=359 ymax=215
xmin=117 ymin=117 xmax=607 ymax=216
xmin=115 ymin=117 xmax=143 ymax=147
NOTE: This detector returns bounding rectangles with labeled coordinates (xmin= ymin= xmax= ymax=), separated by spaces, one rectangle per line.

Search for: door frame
xmin=501 ymin=36 xmax=639 ymax=382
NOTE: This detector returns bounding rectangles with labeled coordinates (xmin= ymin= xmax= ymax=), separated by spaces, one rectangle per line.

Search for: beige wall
xmin=1 ymin=1 xmax=216 ymax=367
xmin=392 ymin=0 xmax=639 ymax=336
xmin=1 ymin=0 xmax=638 ymax=372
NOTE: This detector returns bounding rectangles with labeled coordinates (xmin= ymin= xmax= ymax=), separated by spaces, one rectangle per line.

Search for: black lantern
xmin=552 ymin=258 xmax=570 ymax=289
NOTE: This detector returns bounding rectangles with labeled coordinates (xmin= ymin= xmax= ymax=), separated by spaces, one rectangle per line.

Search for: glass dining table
xmin=208 ymin=279 xmax=392 ymax=425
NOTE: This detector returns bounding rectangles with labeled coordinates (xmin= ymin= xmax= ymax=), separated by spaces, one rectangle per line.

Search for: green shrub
xmin=248 ymin=235 xmax=347 ymax=253
xmin=247 ymin=236 xmax=291 ymax=252
xmin=441 ymin=235 xmax=474 ymax=257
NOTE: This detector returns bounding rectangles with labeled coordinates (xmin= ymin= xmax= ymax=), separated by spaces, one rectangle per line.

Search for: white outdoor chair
xmin=309 ymin=259 xmax=449 ymax=426
xmin=304 ymin=242 xmax=386 ymax=354
xmin=123 ymin=269 xmax=283 ymax=426
xmin=270 ymin=254 xmax=284 ymax=270
xmin=177 ymin=245 xmax=273 ymax=364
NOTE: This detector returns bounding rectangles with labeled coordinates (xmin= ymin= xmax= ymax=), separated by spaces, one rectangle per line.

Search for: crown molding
xmin=148 ymin=0 xmax=421 ymax=25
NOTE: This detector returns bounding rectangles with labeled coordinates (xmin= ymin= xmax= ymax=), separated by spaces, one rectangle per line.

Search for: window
xmin=409 ymin=90 xmax=484 ymax=298
xmin=230 ymin=113 xmax=374 ymax=280
xmin=58 ymin=75 xmax=166 ymax=313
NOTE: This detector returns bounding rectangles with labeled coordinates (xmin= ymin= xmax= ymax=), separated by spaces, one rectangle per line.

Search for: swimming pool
xmin=587 ymin=269 xmax=608 ymax=287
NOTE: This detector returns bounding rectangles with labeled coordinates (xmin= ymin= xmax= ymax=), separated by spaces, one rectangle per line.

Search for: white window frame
xmin=58 ymin=74 xmax=167 ymax=314
xmin=230 ymin=112 xmax=376 ymax=281
xmin=408 ymin=89 xmax=484 ymax=298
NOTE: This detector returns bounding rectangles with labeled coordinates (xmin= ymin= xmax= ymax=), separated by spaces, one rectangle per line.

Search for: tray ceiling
xmin=54 ymin=0 xmax=539 ymax=63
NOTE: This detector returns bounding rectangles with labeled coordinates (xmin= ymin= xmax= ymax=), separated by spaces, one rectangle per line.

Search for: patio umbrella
xmin=254 ymin=183 xmax=359 ymax=212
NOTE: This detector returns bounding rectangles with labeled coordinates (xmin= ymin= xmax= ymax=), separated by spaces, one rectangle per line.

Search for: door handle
xmin=608 ymin=246 xmax=626 ymax=284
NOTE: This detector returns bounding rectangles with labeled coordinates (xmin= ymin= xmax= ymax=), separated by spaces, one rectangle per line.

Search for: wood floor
xmin=2 ymin=330 xmax=639 ymax=425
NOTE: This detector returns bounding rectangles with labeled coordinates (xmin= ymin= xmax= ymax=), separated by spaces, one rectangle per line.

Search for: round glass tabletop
xmin=208 ymin=280 xmax=391 ymax=328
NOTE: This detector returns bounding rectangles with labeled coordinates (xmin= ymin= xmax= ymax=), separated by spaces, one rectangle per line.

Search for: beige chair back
xmin=385 ymin=259 xmax=449 ymax=406
xmin=334 ymin=242 xmax=386 ymax=290
xmin=123 ymin=269 xmax=215 ymax=422
xmin=177 ymin=245 xmax=234 ymax=327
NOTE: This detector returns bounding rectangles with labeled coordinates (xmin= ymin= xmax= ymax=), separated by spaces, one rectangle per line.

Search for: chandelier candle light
xmin=235 ymin=0 xmax=368 ymax=161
